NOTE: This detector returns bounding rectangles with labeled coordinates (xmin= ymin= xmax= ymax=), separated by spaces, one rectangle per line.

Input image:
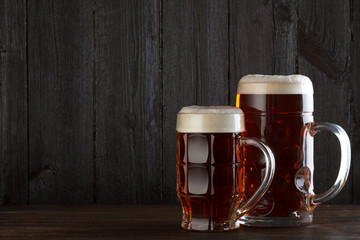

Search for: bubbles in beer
xmin=265 ymin=119 xmax=292 ymax=145
xmin=279 ymin=145 xmax=303 ymax=165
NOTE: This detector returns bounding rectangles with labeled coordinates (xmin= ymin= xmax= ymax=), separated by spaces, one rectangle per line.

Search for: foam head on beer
xmin=176 ymin=106 xmax=245 ymax=133
xmin=237 ymin=74 xmax=314 ymax=94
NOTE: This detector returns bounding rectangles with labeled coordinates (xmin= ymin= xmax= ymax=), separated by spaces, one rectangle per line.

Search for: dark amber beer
xmin=236 ymin=75 xmax=351 ymax=227
xmin=177 ymin=132 xmax=245 ymax=229
xmin=176 ymin=106 xmax=275 ymax=231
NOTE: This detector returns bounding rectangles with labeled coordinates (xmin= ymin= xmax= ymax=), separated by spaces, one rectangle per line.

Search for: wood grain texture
xmin=273 ymin=0 xmax=298 ymax=74
xmin=95 ymin=0 xmax=162 ymax=204
xmin=229 ymin=0 xmax=274 ymax=105
xmin=0 ymin=0 xmax=358 ymax=205
xmin=229 ymin=0 xmax=298 ymax=90
xmin=162 ymin=0 xmax=229 ymax=203
xmin=0 ymin=205 xmax=358 ymax=239
xmin=298 ymin=0 xmax=352 ymax=204
xmin=351 ymin=0 xmax=360 ymax=204
xmin=27 ymin=0 xmax=94 ymax=203
xmin=0 ymin=0 xmax=28 ymax=204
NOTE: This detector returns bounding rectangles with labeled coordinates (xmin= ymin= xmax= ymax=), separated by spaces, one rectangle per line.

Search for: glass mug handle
xmin=307 ymin=122 xmax=351 ymax=205
xmin=235 ymin=137 xmax=275 ymax=218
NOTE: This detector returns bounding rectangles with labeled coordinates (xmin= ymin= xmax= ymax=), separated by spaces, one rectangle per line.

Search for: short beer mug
xmin=236 ymin=75 xmax=351 ymax=227
xmin=176 ymin=106 xmax=275 ymax=231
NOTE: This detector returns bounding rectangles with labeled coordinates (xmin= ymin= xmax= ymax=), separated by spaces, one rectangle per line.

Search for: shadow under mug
xmin=176 ymin=106 xmax=275 ymax=231
xmin=236 ymin=75 xmax=351 ymax=227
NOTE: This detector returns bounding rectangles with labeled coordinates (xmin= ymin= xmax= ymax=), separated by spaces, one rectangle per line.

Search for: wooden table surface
xmin=0 ymin=205 xmax=359 ymax=239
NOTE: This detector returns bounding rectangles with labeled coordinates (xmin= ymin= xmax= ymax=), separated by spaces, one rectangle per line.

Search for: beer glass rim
xmin=237 ymin=74 xmax=314 ymax=95
xmin=176 ymin=106 xmax=245 ymax=133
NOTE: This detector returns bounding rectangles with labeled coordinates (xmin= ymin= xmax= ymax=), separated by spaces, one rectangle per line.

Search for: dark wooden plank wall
xmin=28 ymin=0 xmax=94 ymax=204
xmin=95 ymin=0 xmax=162 ymax=204
xmin=0 ymin=0 xmax=28 ymax=205
xmin=0 ymin=0 xmax=359 ymax=204
xmin=353 ymin=0 xmax=360 ymax=204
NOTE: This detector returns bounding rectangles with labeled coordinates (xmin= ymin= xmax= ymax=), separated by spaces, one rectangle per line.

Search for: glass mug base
xmin=239 ymin=212 xmax=313 ymax=227
xmin=181 ymin=217 xmax=241 ymax=231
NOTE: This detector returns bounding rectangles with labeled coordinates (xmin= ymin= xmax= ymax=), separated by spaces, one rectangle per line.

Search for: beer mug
xmin=236 ymin=75 xmax=351 ymax=226
xmin=176 ymin=106 xmax=275 ymax=231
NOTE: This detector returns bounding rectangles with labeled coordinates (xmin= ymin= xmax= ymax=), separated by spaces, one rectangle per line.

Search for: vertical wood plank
xmin=28 ymin=0 xmax=94 ymax=203
xmin=229 ymin=0 xmax=298 ymax=99
xmin=273 ymin=0 xmax=298 ymax=74
xmin=351 ymin=0 xmax=360 ymax=204
xmin=0 ymin=0 xmax=356 ymax=206
xmin=0 ymin=0 xmax=28 ymax=205
xmin=162 ymin=0 xmax=229 ymax=203
xmin=229 ymin=0 xmax=274 ymax=105
xmin=95 ymin=0 xmax=162 ymax=204
xmin=298 ymin=0 xmax=352 ymax=203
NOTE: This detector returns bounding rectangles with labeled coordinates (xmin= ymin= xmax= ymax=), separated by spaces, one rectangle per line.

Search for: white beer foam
xmin=237 ymin=74 xmax=314 ymax=94
xmin=176 ymin=106 xmax=245 ymax=133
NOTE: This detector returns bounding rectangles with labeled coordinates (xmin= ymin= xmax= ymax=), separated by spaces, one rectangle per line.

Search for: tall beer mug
xmin=236 ymin=75 xmax=351 ymax=227
xmin=176 ymin=106 xmax=275 ymax=231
